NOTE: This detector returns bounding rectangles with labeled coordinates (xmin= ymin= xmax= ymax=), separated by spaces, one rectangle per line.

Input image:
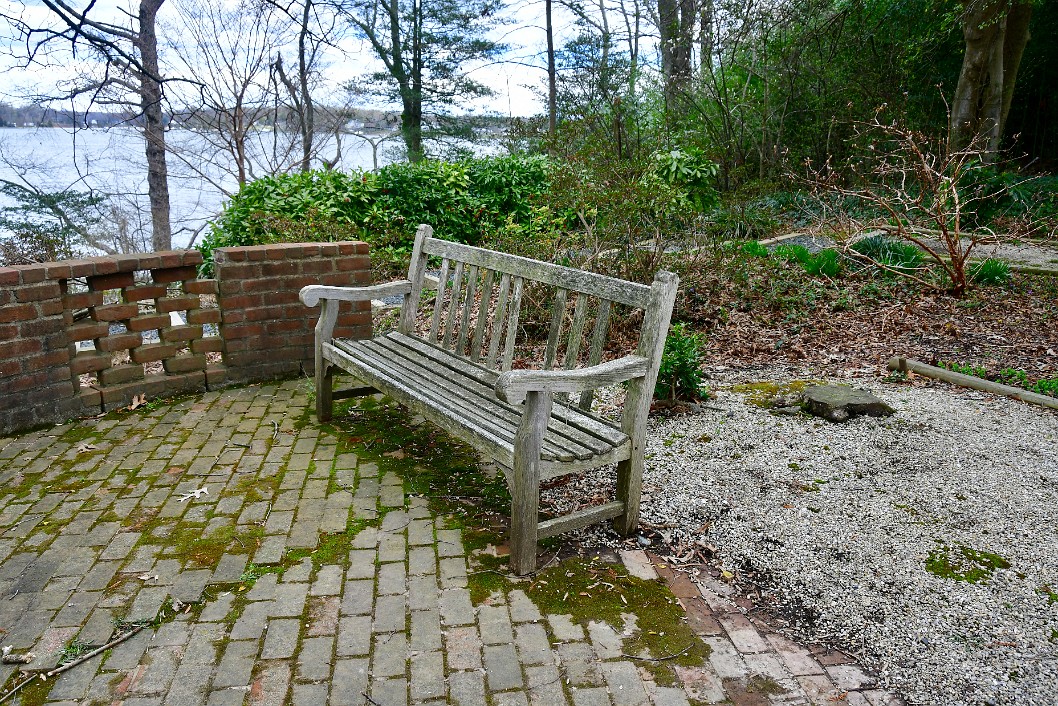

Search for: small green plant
xmin=851 ymin=235 xmax=924 ymax=273
xmin=741 ymin=240 xmax=770 ymax=258
xmin=926 ymin=543 xmax=1010 ymax=583
xmin=773 ymin=244 xmax=843 ymax=277
xmin=969 ymin=258 xmax=1011 ymax=286
xmin=939 ymin=360 xmax=987 ymax=378
xmin=654 ymin=323 xmax=707 ymax=402
xmin=996 ymin=368 xmax=1029 ymax=387
xmin=1031 ymin=377 xmax=1058 ymax=397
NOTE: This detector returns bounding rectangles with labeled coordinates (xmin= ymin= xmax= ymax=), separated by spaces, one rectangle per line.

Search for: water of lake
xmin=0 ymin=127 xmax=396 ymax=249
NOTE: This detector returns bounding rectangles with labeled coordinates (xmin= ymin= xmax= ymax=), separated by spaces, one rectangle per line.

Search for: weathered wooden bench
xmin=300 ymin=225 xmax=678 ymax=574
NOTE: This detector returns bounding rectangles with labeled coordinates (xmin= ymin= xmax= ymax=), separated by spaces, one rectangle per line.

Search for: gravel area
xmin=549 ymin=366 xmax=1058 ymax=706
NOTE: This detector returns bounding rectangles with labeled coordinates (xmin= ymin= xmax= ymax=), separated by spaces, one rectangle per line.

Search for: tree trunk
xmin=298 ymin=0 xmax=314 ymax=171
xmin=138 ymin=0 xmax=172 ymax=251
xmin=658 ymin=0 xmax=694 ymax=115
xmin=546 ymin=0 xmax=557 ymax=135
xmin=1000 ymin=2 xmax=1032 ymax=142
xmin=698 ymin=0 xmax=713 ymax=72
xmin=950 ymin=0 xmax=1032 ymax=159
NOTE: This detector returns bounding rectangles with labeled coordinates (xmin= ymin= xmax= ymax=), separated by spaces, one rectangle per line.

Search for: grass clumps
xmin=851 ymin=234 xmax=924 ymax=273
xmin=970 ymin=258 xmax=1011 ymax=285
xmin=926 ymin=543 xmax=1010 ymax=583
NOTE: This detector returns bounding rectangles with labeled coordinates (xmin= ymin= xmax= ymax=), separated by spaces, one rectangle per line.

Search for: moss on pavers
xmin=317 ymin=394 xmax=714 ymax=690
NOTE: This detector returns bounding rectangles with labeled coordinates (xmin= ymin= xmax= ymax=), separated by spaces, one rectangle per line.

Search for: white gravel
xmin=551 ymin=367 xmax=1058 ymax=706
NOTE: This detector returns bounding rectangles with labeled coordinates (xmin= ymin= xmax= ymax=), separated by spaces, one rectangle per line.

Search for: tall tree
xmin=657 ymin=0 xmax=695 ymax=113
xmin=166 ymin=0 xmax=290 ymax=188
xmin=266 ymin=0 xmax=346 ymax=172
xmin=950 ymin=0 xmax=1033 ymax=158
xmin=3 ymin=0 xmax=174 ymax=250
xmin=341 ymin=0 xmax=506 ymax=162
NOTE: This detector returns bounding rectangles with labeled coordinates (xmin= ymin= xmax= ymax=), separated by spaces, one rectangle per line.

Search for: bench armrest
xmin=495 ymin=355 xmax=650 ymax=404
xmin=300 ymin=281 xmax=413 ymax=307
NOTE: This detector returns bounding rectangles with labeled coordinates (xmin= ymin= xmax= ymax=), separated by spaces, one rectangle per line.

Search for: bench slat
xmin=423 ymin=238 xmax=653 ymax=309
xmin=385 ymin=332 xmax=627 ymax=450
xmin=470 ymin=269 xmax=495 ymax=362
xmin=324 ymin=343 xmax=516 ymax=466
xmin=442 ymin=260 xmax=465 ymax=350
xmin=537 ymin=501 xmax=625 ymax=539
xmin=359 ymin=338 xmax=585 ymax=461
xmin=485 ymin=272 xmax=512 ymax=369
xmin=371 ymin=335 xmax=611 ymax=458
xmin=456 ymin=264 xmax=479 ymax=355
xmin=556 ymin=293 xmax=590 ymax=404
xmin=428 ymin=258 xmax=451 ymax=343
xmin=579 ymin=298 xmax=612 ymax=410
xmin=333 ymin=339 xmax=575 ymax=462
xmin=501 ymin=276 xmax=524 ymax=372
xmin=543 ymin=288 xmax=567 ymax=370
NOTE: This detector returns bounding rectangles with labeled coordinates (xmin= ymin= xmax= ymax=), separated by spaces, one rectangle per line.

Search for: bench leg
xmin=316 ymin=361 xmax=334 ymax=422
xmin=613 ymin=455 xmax=642 ymax=536
xmin=510 ymin=391 xmax=551 ymax=576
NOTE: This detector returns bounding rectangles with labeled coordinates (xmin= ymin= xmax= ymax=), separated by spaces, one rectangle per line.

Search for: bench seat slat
xmin=385 ymin=331 xmax=628 ymax=448
xmin=330 ymin=334 xmax=629 ymax=466
xmin=373 ymin=334 xmax=612 ymax=457
xmin=324 ymin=343 xmax=516 ymax=466
xmin=357 ymin=338 xmax=586 ymax=461
xmin=334 ymin=340 xmax=573 ymax=462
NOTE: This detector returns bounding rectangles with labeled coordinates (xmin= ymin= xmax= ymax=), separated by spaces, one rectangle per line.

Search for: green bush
xmin=654 ymin=323 xmax=707 ymax=402
xmin=851 ymin=235 xmax=924 ymax=273
xmin=198 ymin=154 xmax=551 ymax=277
xmin=969 ymin=258 xmax=1011 ymax=286
xmin=1031 ymin=378 xmax=1058 ymax=397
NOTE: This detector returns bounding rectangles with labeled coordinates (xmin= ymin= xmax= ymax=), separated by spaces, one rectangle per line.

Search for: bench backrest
xmin=397 ymin=225 xmax=678 ymax=412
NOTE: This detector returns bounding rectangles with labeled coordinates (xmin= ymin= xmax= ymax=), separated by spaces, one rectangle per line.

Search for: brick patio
xmin=0 ymin=380 xmax=903 ymax=705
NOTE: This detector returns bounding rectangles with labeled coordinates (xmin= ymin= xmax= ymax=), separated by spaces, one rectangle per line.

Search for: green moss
xmin=467 ymin=554 xmax=511 ymax=604
xmin=59 ymin=424 xmax=99 ymax=444
xmin=526 ymin=558 xmax=710 ymax=676
xmin=1038 ymin=585 xmax=1058 ymax=605
xmin=0 ymin=671 xmax=56 ymax=706
xmin=746 ymin=674 xmax=787 ymax=695
xmin=926 ymin=544 xmax=1010 ymax=583
xmin=731 ymin=379 xmax=824 ymax=408
xmin=159 ymin=523 xmax=265 ymax=567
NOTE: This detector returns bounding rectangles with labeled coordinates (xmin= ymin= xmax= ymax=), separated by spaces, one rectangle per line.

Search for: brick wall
xmin=0 ymin=242 xmax=371 ymax=436
xmin=215 ymin=242 xmax=372 ymax=382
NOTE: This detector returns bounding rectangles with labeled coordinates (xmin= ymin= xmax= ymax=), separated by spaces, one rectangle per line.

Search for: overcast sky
xmin=0 ymin=0 xmax=609 ymax=118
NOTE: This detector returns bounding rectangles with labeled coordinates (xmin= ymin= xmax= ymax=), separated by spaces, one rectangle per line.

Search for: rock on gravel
xmin=546 ymin=368 xmax=1058 ymax=706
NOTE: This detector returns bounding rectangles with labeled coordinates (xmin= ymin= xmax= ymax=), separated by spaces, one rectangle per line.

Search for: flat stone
xmin=261 ymin=618 xmax=300 ymax=659
xmin=801 ymin=384 xmax=895 ymax=422
xmin=444 ymin=625 xmax=482 ymax=670
xmin=483 ymin=643 xmax=523 ymax=691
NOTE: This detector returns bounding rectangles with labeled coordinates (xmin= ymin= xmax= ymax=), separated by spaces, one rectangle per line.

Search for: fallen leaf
xmin=178 ymin=487 xmax=209 ymax=502
xmin=383 ymin=449 xmax=406 ymax=459
xmin=127 ymin=393 xmax=147 ymax=411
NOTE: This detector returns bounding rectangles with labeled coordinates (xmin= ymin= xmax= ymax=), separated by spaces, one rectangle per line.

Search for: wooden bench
xmin=300 ymin=225 xmax=678 ymax=574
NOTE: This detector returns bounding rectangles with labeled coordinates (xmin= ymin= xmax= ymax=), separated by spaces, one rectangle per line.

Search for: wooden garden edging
xmin=888 ymin=357 xmax=1058 ymax=411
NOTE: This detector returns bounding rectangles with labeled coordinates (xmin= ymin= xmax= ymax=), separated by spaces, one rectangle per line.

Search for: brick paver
xmin=0 ymin=380 xmax=904 ymax=705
